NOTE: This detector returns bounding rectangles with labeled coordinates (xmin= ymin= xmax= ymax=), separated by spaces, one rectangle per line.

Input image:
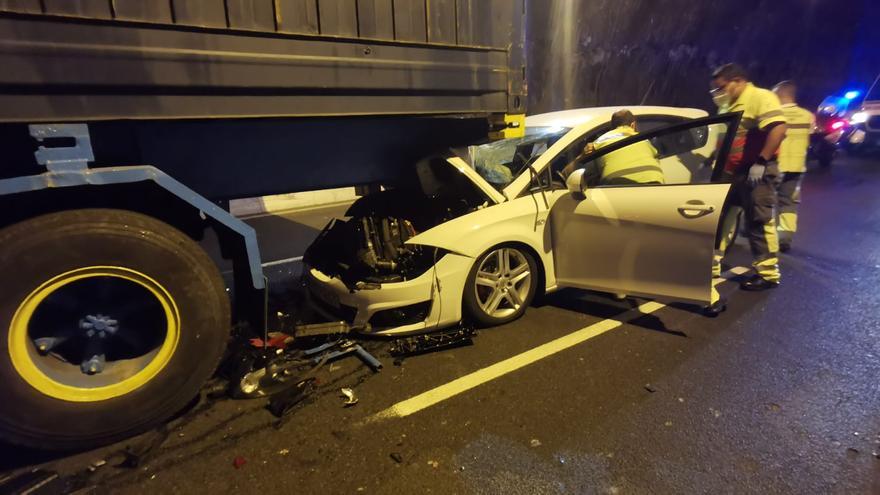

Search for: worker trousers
xmin=712 ymin=167 xmax=781 ymax=284
xmin=776 ymin=172 xmax=804 ymax=246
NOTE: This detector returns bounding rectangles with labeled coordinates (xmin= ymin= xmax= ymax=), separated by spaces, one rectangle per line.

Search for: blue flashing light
xmin=844 ymin=90 xmax=860 ymax=100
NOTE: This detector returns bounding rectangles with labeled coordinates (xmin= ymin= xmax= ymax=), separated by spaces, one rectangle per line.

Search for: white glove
xmin=747 ymin=164 xmax=766 ymax=185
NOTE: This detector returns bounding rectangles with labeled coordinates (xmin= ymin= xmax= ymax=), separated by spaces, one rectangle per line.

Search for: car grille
xmin=867 ymin=115 xmax=880 ymax=131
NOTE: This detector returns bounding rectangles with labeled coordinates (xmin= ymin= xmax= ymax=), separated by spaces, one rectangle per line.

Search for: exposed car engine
xmin=304 ymin=157 xmax=492 ymax=288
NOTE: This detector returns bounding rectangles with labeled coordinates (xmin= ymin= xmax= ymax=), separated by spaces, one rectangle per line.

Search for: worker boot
xmin=740 ymin=274 xmax=780 ymax=291
xmin=702 ymin=296 xmax=727 ymax=317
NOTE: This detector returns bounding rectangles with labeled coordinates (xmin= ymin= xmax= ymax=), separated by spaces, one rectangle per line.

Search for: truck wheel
xmin=463 ymin=245 xmax=537 ymax=327
xmin=0 ymin=209 xmax=230 ymax=450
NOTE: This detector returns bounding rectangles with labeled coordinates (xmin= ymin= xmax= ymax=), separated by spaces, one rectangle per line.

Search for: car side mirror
xmin=566 ymin=169 xmax=586 ymax=199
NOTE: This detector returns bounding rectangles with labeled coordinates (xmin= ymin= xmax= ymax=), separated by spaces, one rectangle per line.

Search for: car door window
xmin=565 ymin=117 xmax=736 ymax=187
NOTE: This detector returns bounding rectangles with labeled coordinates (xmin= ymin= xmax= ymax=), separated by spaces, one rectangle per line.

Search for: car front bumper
xmin=304 ymin=252 xmax=473 ymax=336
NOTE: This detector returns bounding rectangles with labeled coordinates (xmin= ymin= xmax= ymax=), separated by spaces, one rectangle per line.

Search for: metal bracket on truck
xmin=1 ymin=124 xmax=265 ymax=292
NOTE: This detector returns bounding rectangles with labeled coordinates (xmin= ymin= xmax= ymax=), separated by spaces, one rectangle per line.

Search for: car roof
xmin=525 ymin=106 xmax=708 ymax=129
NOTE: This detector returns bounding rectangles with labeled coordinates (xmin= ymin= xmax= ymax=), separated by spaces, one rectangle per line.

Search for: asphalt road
xmin=4 ymin=156 xmax=880 ymax=494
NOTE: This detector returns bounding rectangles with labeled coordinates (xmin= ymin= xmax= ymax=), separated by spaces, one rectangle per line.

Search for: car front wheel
xmin=463 ymin=245 xmax=537 ymax=327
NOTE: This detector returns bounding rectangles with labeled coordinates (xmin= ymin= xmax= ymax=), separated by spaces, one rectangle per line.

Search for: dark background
xmin=526 ymin=0 xmax=880 ymax=114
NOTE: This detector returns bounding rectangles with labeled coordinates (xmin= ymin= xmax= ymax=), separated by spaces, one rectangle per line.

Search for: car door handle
xmin=677 ymin=204 xmax=715 ymax=218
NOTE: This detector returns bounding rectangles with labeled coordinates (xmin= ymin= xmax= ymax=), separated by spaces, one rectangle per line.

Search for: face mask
xmin=711 ymin=89 xmax=730 ymax=108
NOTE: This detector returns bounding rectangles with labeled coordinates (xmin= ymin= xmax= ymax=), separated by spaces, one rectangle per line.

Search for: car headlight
xmin=851 ymin=111 xmax=868 ymax=124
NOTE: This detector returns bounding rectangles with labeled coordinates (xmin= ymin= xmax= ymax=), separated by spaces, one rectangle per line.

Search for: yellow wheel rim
xmin=8 ymin=266 xmax=180 ymax=402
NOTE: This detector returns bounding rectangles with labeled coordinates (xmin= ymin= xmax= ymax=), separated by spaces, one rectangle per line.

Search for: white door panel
xmin=551 ymin=183 xmax=731 ymax=304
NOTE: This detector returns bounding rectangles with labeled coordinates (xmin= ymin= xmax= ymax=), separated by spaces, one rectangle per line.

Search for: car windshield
xmin=461 ymin=127 xmax=570 ymax=190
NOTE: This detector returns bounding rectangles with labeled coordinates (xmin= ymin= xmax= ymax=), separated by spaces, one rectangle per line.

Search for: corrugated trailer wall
xmin=0 ymin=0 xmax=513 ymax=47
xmin=0 ymin=0 xmax=525 ymax=121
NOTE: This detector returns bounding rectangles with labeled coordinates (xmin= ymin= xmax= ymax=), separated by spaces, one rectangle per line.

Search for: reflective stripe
xmin=778 ymin=212 xmax=797 ymax=233
xmin=758 ymin=109 xmax=784 ymax=121
xmin=786 ymin=123 xmax=812 ymax=129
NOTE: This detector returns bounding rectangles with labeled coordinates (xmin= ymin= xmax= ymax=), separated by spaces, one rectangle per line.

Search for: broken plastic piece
xmin=267 ymin=378 xmax=316 ymax=418
xmin=294 ymin=321 xmax=351 ymax=338
xmin=340 ymin=388 xmax=359 ymax=407
xmin=390 ymin=452 xmax=403 ymax=464
xmin=233 ymin=456 xmax=247 ymax=469
xmin=389 ymin=326 xmax=476 ymax=357
xmin=644 ymin=384 xmax=657 ymax=393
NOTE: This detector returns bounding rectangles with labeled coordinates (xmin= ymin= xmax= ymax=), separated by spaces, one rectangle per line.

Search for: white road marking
xmin=369 ymin=266 xmax=751 ymax=422
xmin=262 ymin=255 xmax=304 ymax=268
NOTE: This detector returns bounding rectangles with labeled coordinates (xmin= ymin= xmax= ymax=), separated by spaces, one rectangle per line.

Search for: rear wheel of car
xmin=0 ymin=209 xmax=230 ymax=450
xmin=463 ymin=245 xmax=538 ymax=327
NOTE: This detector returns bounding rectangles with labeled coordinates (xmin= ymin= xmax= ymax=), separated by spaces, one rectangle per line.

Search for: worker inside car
xmin=563 ymin=109 xmax=665 ymax=186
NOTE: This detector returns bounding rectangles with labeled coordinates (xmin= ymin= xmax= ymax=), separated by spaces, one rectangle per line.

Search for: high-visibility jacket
xmin=778 ymin=103 xmax=814 ymax=173
xmin=593 ymin=126 xmax=664 ymax=184
xmin=722 ymin=82 xmax=787 ymax=174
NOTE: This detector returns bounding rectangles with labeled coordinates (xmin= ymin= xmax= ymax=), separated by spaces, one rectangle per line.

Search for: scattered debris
xmin=664 ymin=421 xmax=673 ymax=427
xmin=340 ymin=387 xmax=359 ymax=407
xmin=390 ymin=326 xmax=477 ymax=357
xmin=278 ymin=448 xmax=290 ymax=456
xmin=233 ymin=456 xmax=247 ymax=469
xmin=530 ymin=439 xmax=542 ymax=448
xmin=644 ymin=384 xmax=657 ymax=393
xmin=873 ymin=451 xmax=879 ymax=459
xmin=428 ymin=460 xmax=440 ymax=468
xmin=677 ymin=397 xmax=684 ymax=403
xmin=88 ymin=459 xmax=107 ymax=472
xmin=390 ymin=452 xmax=404 ymax=464
xmin=267 ymin=378 xmax=317 ymax=419
xmin=710 ymin=408 xmax=722 ymax=418
xmin=766 ymin=403 xmax=781 ymax=413
xmin=295 ymin=321 xmax=351 ymax=338
xmin=305 ymin=340 xmax=383 ymax=372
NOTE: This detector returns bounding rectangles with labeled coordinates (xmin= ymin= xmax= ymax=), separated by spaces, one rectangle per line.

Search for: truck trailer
xmin=0 ymin=0 xmax=525 ymax=450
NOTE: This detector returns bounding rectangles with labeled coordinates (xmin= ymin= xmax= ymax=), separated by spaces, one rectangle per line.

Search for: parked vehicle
xmin=0 ymin=1 xmax=525 ymax=450
xmin=811 ymin=93 xmax=857 ymax=166
xmin=843 ymin=74 xmax=880 ymax=156
xmin=304 ymin=107 xmax=741 ymax=335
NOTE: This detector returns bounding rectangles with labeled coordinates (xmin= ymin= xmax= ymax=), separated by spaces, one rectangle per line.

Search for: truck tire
xmin=0 ymin=209 xmax=230 ymax=450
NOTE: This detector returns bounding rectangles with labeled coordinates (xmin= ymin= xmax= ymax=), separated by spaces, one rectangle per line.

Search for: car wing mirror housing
xmin=566 ymin=169 xmax=587 ymax=199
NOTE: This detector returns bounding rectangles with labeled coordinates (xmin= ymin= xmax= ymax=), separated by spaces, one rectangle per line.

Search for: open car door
xmin=549 ymin=113 xmax=741 ymax=305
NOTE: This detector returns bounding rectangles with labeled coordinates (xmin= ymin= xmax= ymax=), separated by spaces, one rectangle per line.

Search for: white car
xmin=304 ymin=106 xmax=741 ymax=335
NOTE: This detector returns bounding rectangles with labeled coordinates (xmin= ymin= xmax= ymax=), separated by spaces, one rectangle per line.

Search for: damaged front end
xmin=303 ymin=156 xmax=498 ymax=331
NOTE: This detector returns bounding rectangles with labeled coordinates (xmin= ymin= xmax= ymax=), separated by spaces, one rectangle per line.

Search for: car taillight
xmin=830 ymin=120 xmax=847 ymax=131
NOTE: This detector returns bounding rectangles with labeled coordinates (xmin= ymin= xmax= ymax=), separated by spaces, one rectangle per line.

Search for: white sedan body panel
xmin=550 ymin=183 xmax=731 ymax=304
xmin=305 ymin=106 xmax=734 ymax=335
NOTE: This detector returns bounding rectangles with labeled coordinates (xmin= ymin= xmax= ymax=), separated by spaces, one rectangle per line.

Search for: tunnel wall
xmin=527 ymin=0 xmax=880 ymax=115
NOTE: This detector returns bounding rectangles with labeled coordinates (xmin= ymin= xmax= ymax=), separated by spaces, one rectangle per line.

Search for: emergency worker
xmin=772 ymin=80 xmax=814 ymax=252
xmin=562 ymin=110 xmax=664 ymax=186
xmin=593 ymin=110 xmax=664 ymax=185
xmin=709 ymin=63 xmax=787 ymax=300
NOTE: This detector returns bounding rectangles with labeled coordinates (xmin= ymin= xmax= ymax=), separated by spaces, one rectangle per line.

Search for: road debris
xmin=428 ymin=460 xmax=440 ymax=468
xmin=530 ymin=439 xmax=542 ymax=447
xmin=268 ymin=378 xmax=317 ymax=420
xmin=390 ymin=452 xmax=404 ymax=463
xmin=279 ymin=448 xmax=290 ymax=456
xmin=233 ymin=456 xmax=247 ymax=469
xmin=390 ymin=326 xmax=476 ymax=357
xmin=664 ymin=421 xmax=673 ymax=427
xmin=88 ymin=459 xmax=107 ymax=472
xmin=341 ymin=387 xmax=359 ymax=407
xmin=644 ymin=384 xmax=657 ymax=393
